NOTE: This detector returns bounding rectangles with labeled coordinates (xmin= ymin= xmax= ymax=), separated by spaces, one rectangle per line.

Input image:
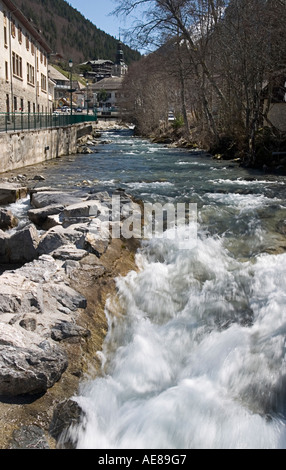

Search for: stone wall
xmin=0 ymin=123 xmax=89 ymax=174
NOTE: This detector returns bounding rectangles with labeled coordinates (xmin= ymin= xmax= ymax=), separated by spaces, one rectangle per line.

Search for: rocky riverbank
xmin=0 ymin=124 xmax=141 ymax=449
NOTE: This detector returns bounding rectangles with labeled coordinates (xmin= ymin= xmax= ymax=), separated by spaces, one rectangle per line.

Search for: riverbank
xmin=0 ymin=122 xmax=141 ymax=449
xmin=149 ymin=124 xmax=286 ymax=175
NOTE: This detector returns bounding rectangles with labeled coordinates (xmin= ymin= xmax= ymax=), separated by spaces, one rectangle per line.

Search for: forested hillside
xmin=13 ymin=0 xmax=141 ymax=65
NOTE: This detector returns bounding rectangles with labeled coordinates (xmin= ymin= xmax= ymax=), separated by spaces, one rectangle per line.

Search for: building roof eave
xmin=2 ymin=0 xmax=52 ymax=53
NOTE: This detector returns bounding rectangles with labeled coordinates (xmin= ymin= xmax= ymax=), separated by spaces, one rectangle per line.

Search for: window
xmin=27 ymin=63 xmax=35 ymax=85
xmin=31 ymin=42 xmax=35 ymax=56
xmin=14 ymin=96 xmax=17 ymax=112
xmin=28 ymin=101 xmax=31 ymax=113
xmin=11 ymin=18 xmax=16 ymax=38
xmin=5 ymin=61 xmax=8 ymax=82
xmin=18 ymin=26 xmax=22 ymax=44
xmin=40 ymin=50 xmax=43 ymax=63
xmin=4 ymin=25 xmax=7 ymax=47
xmin=12 ymin=52 xmax=23 ymax=79
xmin=26 ymin=34 xmax=29 ymax=51
xmin=41 ymin=73 xmax=47 ymax=92
xmin=4 ymin=12 xmax=8 ymax=46
xmin=20 ymin=98 xmax=24 ymax=112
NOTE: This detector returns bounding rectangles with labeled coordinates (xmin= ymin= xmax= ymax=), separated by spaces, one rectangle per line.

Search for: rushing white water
xmin=22 ymin=129 xmax=285 ymax=449
xmin=68 ymin=232 xmax=286 ymax=449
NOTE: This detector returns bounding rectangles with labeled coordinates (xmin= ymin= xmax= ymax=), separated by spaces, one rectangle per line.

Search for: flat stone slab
xmin=0 ymin=185 xmax=28 ymax=204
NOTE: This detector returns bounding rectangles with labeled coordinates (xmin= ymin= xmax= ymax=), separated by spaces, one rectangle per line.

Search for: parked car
xmin=76 ymin=107 xmax=83 ymax=113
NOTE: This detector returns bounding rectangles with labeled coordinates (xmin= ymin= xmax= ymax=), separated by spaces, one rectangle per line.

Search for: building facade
xmin=91 ymin=76 xmax=123 ymax=111
xmin=0 ymin=0 xmax=52 ymax=114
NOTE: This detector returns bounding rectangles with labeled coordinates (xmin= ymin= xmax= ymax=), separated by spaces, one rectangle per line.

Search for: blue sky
xmin=67 ymin=0 xmax=131 ymax=39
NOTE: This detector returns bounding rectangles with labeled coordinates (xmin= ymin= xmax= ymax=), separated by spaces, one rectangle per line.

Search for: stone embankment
xmin=0 ymin=125 xmax=139 ymax=449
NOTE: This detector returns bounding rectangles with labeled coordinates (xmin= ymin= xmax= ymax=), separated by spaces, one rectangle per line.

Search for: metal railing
xmin=0 ymin=112 xmax=98 ymax=133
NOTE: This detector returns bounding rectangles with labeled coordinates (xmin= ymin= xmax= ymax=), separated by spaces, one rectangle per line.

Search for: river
xmin=10 ymin=128 xmax=286 ymax=449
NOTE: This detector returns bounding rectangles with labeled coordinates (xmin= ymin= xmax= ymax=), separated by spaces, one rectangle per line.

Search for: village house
xmin=0 ymin=0 xmax=52 ymax=115
xmin=48 ymin=65 xmax=85 ymax=110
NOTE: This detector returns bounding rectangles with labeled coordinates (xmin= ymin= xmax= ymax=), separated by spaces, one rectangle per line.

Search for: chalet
xmin=81 ymin=59 xmax=114 ymax=83
xmin=0 ymin=0 xmax=52 ymax=114
xmin=81 ymin=40 xmax=128 ymax=83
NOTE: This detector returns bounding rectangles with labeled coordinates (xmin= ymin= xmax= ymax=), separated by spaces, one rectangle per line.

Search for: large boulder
xmin=0 ymin=323 xmax=68 ymax=396
xmin=27 ymin=204 xmax=64 ymax=227
xmin=0 ymin=343 xmax=68 ymax=396
xmin=31 ymin=191 xmax=83 ymax=209
xmin=37 ymin=226 xmax=85 ymax=256
xmin=0 ymin=185 xmax=28 ymax=204
xmin=0 ymin=209 xmax=18 ymax=231
xmin=8 ymin=225 xmax=40 ymax=264
xmin=0 ymin=225 xmax=39 ymax=264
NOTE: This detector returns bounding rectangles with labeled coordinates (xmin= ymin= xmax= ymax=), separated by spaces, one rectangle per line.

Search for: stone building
xmin=0 ymin=0 xmax=52 ymax=114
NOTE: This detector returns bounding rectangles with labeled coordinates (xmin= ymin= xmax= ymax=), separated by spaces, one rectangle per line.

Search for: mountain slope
xmin=13 ymin=0 xmax=141 ymax=65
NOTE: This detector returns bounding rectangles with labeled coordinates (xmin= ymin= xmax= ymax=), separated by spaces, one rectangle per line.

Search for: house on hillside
xmin=81 ymin=59 xmax=114 ymax=83
xmin=81 ymin=40 xmax=128 ymax=83
xmin=0 ymin=0 xmax=52 ymax=113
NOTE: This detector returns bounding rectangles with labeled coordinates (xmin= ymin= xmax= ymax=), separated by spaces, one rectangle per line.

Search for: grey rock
xmin=49 ymin=399 xmax=84 ymax=448
xmin=31 ymin=191 xmax=82 ymax=209
xmin=0 ymin=184 xmax=28 ymax=204
xmin=0 ymin=230 xmax=9 ymax=261
xmin=0 ymin=225 xmax=39 ymax=264
xmin=27 ymin=204 xmax=64 ymax=227
xmin=63 ymin=201 xmax=101 ymax=219
xmin=0 ymin=209 xmax=18 ymax=231
xmin=32 ymin=175 xmax=46 ymax=181
xmin=0 ymin=343 xmax=68 ymax=396
xmin=51 ymin=245 xmax=89 ymax=261
xmin=8 ymin=225 xmax=40 ymax=263
xmin=37 ymin=226 xmax=85 ymax=256
xmin=85 ymin=232 xmax=109 ymax=258
xmin=51 ymin=321 xmax=90 ymax=342
xmin=19 ymin=316 xmax=37 ymax=332
xmin=10 ymin=425 xmax=50 ymax=449
xmin=47 ymin=284 xmax=87 ymax=314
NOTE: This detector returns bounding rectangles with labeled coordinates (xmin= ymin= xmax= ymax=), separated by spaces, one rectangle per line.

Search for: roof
xmin=91 ymin=76 xmax=123 ymax=91
xmin=48 ymin=65 xmax=68 ymax=82
xmin=81 ymin=60 xmax=114 ymax=66
xmin=3 ymin=0 xmax=52 ymax=53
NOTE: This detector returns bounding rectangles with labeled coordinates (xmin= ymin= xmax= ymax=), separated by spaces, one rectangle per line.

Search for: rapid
xmin=15 ymin=128 xmax=286 ymax=449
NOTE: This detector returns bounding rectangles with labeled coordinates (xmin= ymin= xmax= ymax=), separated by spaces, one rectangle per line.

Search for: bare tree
xmin=116 ymin=0 xmax=286 ymax=159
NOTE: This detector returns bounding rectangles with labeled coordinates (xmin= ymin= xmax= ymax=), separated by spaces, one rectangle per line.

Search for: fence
xmin=0 ymin=112 xmax=98 ymax=133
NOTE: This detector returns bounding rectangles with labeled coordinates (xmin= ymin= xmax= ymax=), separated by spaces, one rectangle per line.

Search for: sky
xmin=67 ymin=0 xmax=134 ymax=40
